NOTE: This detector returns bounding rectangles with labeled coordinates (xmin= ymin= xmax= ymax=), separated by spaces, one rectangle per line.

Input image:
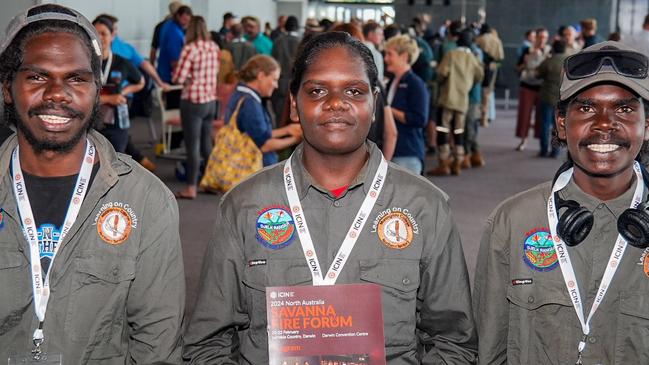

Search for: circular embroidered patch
xmin=97 ymin=207 xmax=132 ymax=245
xmin=523 ymin=228 xmax=558 ymax=271
xmin=643 ymin=254 xmax=649 ymax=278
xmin=256 ymin=206 xmax=295 ymax=249
xmin=377 ymin=212 xmax=413 ymax=249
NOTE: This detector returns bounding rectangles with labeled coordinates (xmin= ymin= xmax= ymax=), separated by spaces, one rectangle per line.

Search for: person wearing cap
xmin=474 ymin=41 xmax=649 ymax=364
xmin=157 ymin=5 xmax=193 ymax=84
xmin=242 ymin=16 xmax=273 ymax=56
xmin=428 ymin=29 xmax=484 ymax=176
xmin=0 ymin=4 xmax=184 ymax=362
xmin=150 ymin=0 xmax=183 ymax=66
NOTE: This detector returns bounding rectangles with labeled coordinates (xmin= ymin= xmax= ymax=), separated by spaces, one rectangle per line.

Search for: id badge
xmin=8 ymin=353 xmax=62 ymax=364
xmin=116 ymin=103 xmax=130 ymax=130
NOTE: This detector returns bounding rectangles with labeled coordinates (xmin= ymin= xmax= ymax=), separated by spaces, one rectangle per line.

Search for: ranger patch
xmin=97 ymin=207 xmax=132 ymax=245
xmin=377 ymin=212 xmax=414 ymax=249
xmin=256 ymin=206 xmax=295 ymax=250
xmin=523 ymin=228 xmax=558 ymax=272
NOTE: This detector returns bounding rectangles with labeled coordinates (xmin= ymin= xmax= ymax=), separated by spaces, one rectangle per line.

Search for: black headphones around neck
xmin=552 ymin=161 xmax=649 ymax=248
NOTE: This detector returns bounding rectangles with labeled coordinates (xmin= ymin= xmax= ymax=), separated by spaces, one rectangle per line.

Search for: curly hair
xmin=289 ymin=31 xmax=378 ymax=96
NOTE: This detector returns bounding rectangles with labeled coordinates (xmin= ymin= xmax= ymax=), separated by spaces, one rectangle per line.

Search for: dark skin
xmin=289 ymin=47 xmax=377 ymax=190
xmin=556 ymin=84 xmax=649 ymax=200
xmin=3 ymin=32 xmax=98 ymax=177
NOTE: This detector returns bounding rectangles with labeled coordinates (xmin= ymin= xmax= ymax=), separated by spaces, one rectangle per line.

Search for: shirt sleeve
xmin=126 ymin=192 xmax=185 ymax=363
xmin=183 ymin=201 xmax=247 ymax=364
xmin=172 ymin=45 xmax=193 ymax=85
xmin=151 ymin=22 xmax=162 ymax=49
xmin=236 ymin=98 xmax=272 ymax=148
xmin=418 ymin=199 xmax=478 ymax=364
xmin=127 ymin=43 xmax=144 ymax=67
xmin=473 ymin=212 xmax=510 ymax=365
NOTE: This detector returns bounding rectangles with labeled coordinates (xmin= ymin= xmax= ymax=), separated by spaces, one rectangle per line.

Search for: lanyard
xmin=547 ymin=161 xmax=644 ymax=364
xmin=12 ymin=139 xmax=95 ymax=353
xmin=101 ymin=51 xmax=113 ymax=85
xmin=386 ymin=75 xmax=400 ymax=106
xmin=283 ymin=153 xmax=388 ymax=286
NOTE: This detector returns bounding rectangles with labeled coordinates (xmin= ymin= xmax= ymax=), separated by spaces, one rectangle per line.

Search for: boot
xmin=460 ymin=155 xmax=472 ymax=169
xmin=451 ymin=158 xmax=462 ymax=176
xmin=427 ymin=158 xmax=451 ymax=176
xmin=470 ymin=152 xmax=485 ymax=168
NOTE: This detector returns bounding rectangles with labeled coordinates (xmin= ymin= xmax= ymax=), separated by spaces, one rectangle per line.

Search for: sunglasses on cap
xmin=564 ymin=50 xmax=649 ymax=80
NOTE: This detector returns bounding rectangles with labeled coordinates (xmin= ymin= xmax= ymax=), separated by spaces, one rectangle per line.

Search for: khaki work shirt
xmin=474 ymin=178 xmax=649 ymax=364
xmin=0 ymin=131 xmax=185 ymax=363
xmin=184 ymin=142 xmax=477 ymax=364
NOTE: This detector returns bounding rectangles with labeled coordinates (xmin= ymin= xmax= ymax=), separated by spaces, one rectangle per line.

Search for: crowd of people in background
xmin=91 ymin=1 xmax=649 ymax=195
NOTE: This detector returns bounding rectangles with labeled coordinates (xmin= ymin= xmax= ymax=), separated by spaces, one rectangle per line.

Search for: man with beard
xmin=0 ymin=4 xmax=184 ymax=362
xmin=474 ymin=41 xmax=649 ymax=363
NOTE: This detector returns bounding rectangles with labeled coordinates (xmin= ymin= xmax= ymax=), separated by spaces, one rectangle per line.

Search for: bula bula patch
xmin=256 ymin=205 xmax=295 ymax=250
xmin=371 ymin=207 xmax=419 ymax=249
xmin=94 ymin=202 xmax=138 ymax=245
xmin=523 ymin=228 xmax=558 ymax=272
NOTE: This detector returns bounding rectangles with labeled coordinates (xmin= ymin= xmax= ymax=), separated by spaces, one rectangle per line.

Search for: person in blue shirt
xmin=242 ymin=16 xmax=273 ymax=55
xmin=384 ymin=35 xmax=430 ymax=174
xmin=157 ymin=5 xmax=192 ymax=83
xmin=224 ymin=55 xmax=301 ymax=166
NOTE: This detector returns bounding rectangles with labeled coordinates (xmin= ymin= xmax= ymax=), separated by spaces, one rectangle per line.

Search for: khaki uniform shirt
xmin=0 ymin=131 xmax=184 ymax=363
xmin=184 ymin=142 xmax=477 ymax=364
xmin=437 ymin=47 xmax=484 ymax=113
xmin=474 ymin=179 xmax=649 ymax=364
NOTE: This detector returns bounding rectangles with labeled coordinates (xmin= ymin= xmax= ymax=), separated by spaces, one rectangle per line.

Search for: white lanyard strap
xmin=101 ymin=51 xmax=113 ymax=85
xmin=284 ymin=153 xmax=388 ymax=286
xmin=547 ymin=161 xmax=643 ymax=362
xmin=12 ymin=139 xmax=96 ymax=345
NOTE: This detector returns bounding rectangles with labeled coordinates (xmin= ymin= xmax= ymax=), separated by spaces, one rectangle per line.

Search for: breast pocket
xmin=507 ymin=280 xmax=574 ymax=364
xmin=65 ymin=255 xmax=135 ymax=357
xmin=616 ymin=292 xmax=649 ymax=364
xmin=359 ymin=259 xmax=419 ymax=347
xmin=242 ymin=258 xmax=311 ymax=345
xmin=0 ymin=249 xmax=29 ymax=334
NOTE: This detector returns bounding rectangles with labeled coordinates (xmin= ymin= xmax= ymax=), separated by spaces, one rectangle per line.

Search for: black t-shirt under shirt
xmin=23 ymin=163 xmax=99 ymax=276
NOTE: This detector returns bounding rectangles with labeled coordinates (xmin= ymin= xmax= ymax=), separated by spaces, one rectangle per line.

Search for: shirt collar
xmin=288 ymin=141 xmax=384 ymax=202
xmin=561 ymin=174 xmax=645 ymax=215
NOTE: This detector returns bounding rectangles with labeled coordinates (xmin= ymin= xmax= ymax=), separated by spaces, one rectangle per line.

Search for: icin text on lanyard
xmin=547 ymin=161 xmax=644 ymax=365
xmin=283 ymin=153 xmax=388 ymax=286
xmin=12 ymin=139 xmax=95 ymax=357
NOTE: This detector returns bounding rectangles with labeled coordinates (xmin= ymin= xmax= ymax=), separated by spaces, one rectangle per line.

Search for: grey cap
xmin=0 ymin=4 xmax=102 ymax=59
xmin=560 ymin=41 xmax=649 ymax=101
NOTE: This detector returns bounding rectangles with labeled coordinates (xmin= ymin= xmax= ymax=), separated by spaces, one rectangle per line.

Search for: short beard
xmin=4 ymin=101 xmax=100 ymax=154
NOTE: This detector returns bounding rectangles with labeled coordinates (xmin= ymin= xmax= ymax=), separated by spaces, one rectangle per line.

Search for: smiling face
xmin=3 ymin=32 xmax=98 ymax=154
xmin=384 ymin=46 xmax=409 ymax=75
xmin=557 ymin=83 xmax=649 ymax=179
xmin=290 ymin=46 xmax=376 ymax=156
